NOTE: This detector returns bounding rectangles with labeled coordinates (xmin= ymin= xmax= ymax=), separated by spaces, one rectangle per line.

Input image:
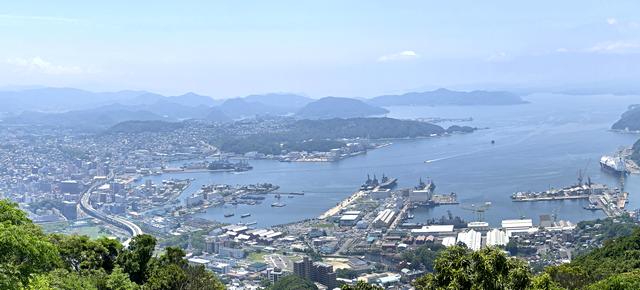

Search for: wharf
xmin=266 ymin=192 xmax=305 ymax=196
xmin=390 ymin=203 xmax=410 ymax=230
xmin=512 ymin=195 xmax=590 ymax=202
xmin=318 ymin=190 xmax=365 ymax=219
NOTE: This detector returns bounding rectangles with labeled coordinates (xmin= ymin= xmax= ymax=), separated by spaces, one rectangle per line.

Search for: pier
xmin=318 ymin=190 xmax=365 ymax=220
xmin=512 ymin=195 xmax=590 ymax=202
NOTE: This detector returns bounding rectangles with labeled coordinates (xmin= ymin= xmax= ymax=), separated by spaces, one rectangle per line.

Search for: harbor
xmin=124 ymin=94 xmax=640 ymax=227
xmin=511 ymin=177 xmax=629 ymax=217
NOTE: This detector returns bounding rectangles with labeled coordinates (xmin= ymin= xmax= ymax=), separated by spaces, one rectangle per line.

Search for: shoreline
xmin=318 ymin=190 xmax=365 ymax=219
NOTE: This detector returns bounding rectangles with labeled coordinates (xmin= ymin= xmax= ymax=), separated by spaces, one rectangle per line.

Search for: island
xmin=367 ymin=88 xmax=527 ymax=106
xmin=612 ymin=104 xmax=640 ymax=132
xmin=295 ymin=96 xmax=389 ymax=119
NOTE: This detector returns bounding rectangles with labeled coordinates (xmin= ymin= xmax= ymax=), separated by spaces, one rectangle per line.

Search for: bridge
xmin=78 ymin=174 xmax=143 ymax=244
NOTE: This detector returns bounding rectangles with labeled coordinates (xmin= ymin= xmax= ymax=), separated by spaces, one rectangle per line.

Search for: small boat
xmin=224 ymin=213 xmax=234 ymax=217
xmin=271 ymin=202 xmax=286 ymax=207
xmin=583 ymin=204 xmax=599 ymax=211
xmin=241 ymin=213 xmax=251 ymax=218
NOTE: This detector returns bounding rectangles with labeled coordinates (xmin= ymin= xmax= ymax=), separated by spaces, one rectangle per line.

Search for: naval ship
xmin=361 ymin=174 xmax=397 ymax=190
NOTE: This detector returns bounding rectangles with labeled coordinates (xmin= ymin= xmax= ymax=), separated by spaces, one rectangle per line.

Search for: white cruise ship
xmin=600 ymin=155 xmax=627 ymax=175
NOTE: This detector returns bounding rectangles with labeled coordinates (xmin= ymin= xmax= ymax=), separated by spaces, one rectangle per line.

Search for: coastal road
xmin=79 ymin=174 xmax=143 ymax=245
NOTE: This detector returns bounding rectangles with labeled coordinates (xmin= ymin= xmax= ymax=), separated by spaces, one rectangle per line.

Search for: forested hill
xmin=218 ymin=118 xmax=451 ymax=155
xmin=291 ymin=117 xmax=444 ymax=139
xmin=631 ymin=139 xmax=640 ymax=163
xmin=612 ymin=104 xmax=640 ymax=131
xmin=295 ymin=97 xmax=389 ymax=119
xmin=368 ymin=88 xmax=526 ymax=106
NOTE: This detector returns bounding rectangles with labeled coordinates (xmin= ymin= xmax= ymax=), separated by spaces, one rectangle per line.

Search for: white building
xmin=410 ymin=225 xmax=455 ymax=236
xmin=502 ymin=219 xmax=537 ymax=236
xmin=456 ymin=229 xmax=482 ymax=251
xmin=442 ymin=236 xmax=457 ymax=247
xmin=339 ymin=214 xmax=360 ymax=227
xmin=486 ymin=229 xmax=509 ymax=247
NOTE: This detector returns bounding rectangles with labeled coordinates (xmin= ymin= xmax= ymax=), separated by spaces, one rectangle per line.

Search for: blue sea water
xmin=138 ymin=93 xmax=640 ymax=227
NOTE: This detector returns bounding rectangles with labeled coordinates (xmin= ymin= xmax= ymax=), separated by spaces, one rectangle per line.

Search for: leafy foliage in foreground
xmin=268 ymin=275 xmax=318 ymax=290
xmin=413 ymin=246 xmax=534 ymax=290
xmin=546 ymin=228 xmax=640 ymax=289
xmin=0 ymin=199 xmax=224 ymax=290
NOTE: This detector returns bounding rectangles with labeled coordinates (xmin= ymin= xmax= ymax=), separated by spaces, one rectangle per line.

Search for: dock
xmin=512 ymin=195 xmax=590 ymax=202
xmin=318 ymin=190 xmax=366 ymax=220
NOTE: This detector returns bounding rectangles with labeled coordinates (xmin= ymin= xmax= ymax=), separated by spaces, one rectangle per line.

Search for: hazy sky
xmin=1 ymin=1 xmax=640 ymax=98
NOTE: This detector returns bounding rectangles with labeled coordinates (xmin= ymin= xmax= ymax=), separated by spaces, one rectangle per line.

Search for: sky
xmin=1 ymin=1 xmax=640 ymax=98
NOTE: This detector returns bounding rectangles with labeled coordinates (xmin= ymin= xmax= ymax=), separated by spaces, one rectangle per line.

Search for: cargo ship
xmin=600 ymin=155 xmax=627 ymax=175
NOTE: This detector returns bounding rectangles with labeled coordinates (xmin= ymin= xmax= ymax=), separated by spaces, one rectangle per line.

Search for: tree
xmin=401 ymin=244 xmax=444 ymax=271
xmin=413 ymin=246 xmax=532 ymax=290
xmin=269 ymin=275 xmax=318 ymax=290
xmin=530 ymin=273 xmax=564 ymax=290
xmin=145 ymin=246 xmax=224 ymax=290
xmin=29 ymin=269 xmax=100 ymax=290
xmin=0 ymin=199 xmax=31 ymax=226
xmin=106 ymin=267 xmax=139 ymax=290
xmin=586 ymin=270 xmax=640 ymax=290
xmin=547 ymin=228 xmax=640 ymax=289
xmin=117 ymin=234 xmax=156 ymax=284
xmin=341 ymin=281 xmax=384 ymax=290
xmin=0 ymin=200 xmax=61 ymax=289
xmin=0 ymin=200 xmax=224 ymax=290
xmin=50 ymin=234 xmax=122 ymax=273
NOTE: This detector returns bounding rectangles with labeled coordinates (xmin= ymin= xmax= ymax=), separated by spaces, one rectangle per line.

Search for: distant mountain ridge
xmin=0 ymin=86 xmax=525 ymax=130
xmin=4 ymin=104 xmax=168 ymax=131
xmin=368 ymin=88 xmax=526 ymax=106
xmin=295 ymin=97 xmax=389 ymax=119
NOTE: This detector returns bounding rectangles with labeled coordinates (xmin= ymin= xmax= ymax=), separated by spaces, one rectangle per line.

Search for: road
xmin=265 ymin=254 xmax=291 ymax=270
xmin=79 ymin=174 xmax=143 ymax=244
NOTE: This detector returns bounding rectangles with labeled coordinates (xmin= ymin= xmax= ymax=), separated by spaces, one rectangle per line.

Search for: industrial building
xmin=502 ymin=219 xmax=536 ymax=236
xmin=373 ymin=209 xmax=396 ymax=228
xmin=410 ymin=224 xmax=455 ymax=236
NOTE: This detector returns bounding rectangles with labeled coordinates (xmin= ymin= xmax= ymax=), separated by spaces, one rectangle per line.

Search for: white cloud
xmin=0 ymin=14 xmax=79 ymax=23
xmin=6 ymin=57 xmax=85 ymax=75
xmin=377 ymin=50 xmax=419 ymax=62
xmin=485 ymin=51 xmax=509 ymax=62
xmin=587 ymin=41 xmax=640 ymax=54
xmin=605 ymin=17 xmax=639 ymax=29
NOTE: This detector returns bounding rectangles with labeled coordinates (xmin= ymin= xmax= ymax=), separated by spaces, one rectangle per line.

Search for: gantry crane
xmin=460 ymin=201 xmax=492 ymax=222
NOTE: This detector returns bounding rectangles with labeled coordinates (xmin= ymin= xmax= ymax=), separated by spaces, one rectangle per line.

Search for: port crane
xmin=577 ymin=158 xmax=591 ymax=187
xmin=460 ymin=201 xmax=492 ymax=222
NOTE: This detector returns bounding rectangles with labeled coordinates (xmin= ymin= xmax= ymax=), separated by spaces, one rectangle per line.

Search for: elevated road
xmin=79 ymin=174 xmax=143 ymax=243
